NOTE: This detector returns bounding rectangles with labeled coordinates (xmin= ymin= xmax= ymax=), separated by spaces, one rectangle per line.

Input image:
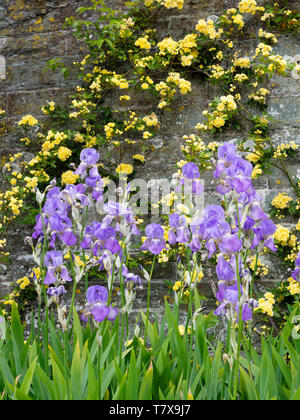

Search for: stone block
xmin=6 ymin=86 xmax=74 ymax=116
xmin=5 ymin=57 xmax=80 ymax=91
xmin=268 ymin=96 xmax=300 ymax=127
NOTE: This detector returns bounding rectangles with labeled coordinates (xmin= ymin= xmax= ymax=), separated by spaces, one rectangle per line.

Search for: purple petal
xmin=60 ymin=230 xmax=77 ymax=246
xmin=241 ymin=303 xmax=252 ymax=321
xmin=87 ymin=285 xmax=108 ymax=304
xmin=80 ymin=148 xmax=100 ymax=165
xmin=205 ymin=239 xmax=217 ymax=259
xmin=145 ymin=223 xmax=164 ymax=239
xmin=182 ymin=162 xmax=200 ymax=179
xmin=216 ymin=256 xmax=236 ymax=282
xmin=61 ymin=266 xmax=72 ymax=282
xmin=107 ymin=306 xmax=119 ymax=321
xmin=44 ymin=269 xmax=57 ymax=285
xmin=105 ymin=237 xmax=121 ymax=254
xmin=219 ymin=234 xmax=242 ymax=254
xmin=92 ymin=304 xmax=110 ymax=322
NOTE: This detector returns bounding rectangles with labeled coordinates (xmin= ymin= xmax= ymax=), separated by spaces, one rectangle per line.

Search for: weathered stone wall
xmin=0 ymin=0 xmax=300 ymax=317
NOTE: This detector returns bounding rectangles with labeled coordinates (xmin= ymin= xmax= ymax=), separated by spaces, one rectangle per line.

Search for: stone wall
xmin=0 ymin=0 xmax=300 ymax=316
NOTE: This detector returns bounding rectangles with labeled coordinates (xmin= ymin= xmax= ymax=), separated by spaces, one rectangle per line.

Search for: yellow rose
xmin=116 ymin=163 xmax=133 ymax=175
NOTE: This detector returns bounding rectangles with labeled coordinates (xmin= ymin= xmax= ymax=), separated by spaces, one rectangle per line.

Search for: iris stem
xmin=66 ymin=254 xmax=77 ymax=328
xmin=38 ymin=201 xmax=49 ymax=375
xmin=233 ymin=252 xmax=243 ymax=400
xmin=118 ymin=243 xmax=128 ymax=365
xmin=144 ymin=255 xmax=156 ymax=345
xmin=233 ymin=202 xmax=243 ymax=400
xmin=80 ymin=207 xmax=89 ymax=293
xmin=247 ymin=251 xmax=259 ymax=367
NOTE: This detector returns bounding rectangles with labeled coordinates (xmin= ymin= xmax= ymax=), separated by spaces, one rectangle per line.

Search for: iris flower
xmin=86 ymin=285 xmax=118 ymax=322
xmin=140 ymin=223 xmax=166 ymax=255
xmin=44 ymin=250 xmax=72 ymax=285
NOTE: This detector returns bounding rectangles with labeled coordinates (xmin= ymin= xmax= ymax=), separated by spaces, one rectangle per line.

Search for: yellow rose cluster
xmin=246 ymin=150 xmax=263 ymax=164
xmin=155 ymin=72 xmax=191 ymax=108
xmin=272 ymin=225 xmax=290 ymax=246
xmin=195 ymin=19 xmax=223 ymax=40
xmin=57 ymin=146 xmax=72 ymax=162
xmin=238 ymin=0 xmax=258 ymax=15
xmin=271 ymin=193 xmax=293 ymax=210
xmin=173 ymin=280 xmax=184 ymax=291
xmin=61 ymin=171 xmax=78 ymax=185
xmin=273 ymin=141 xmax=298 ymax=159
xmin=42 ymin=101 xmax=56 ymax=115
xmin=119 ymin=17 xmax=134 ymax=38
xmin=164 ymin=0 xmax=184 ymax=9
xmin=248 ymin=88 xmax=269 ymax=104
xmin=178 ymin=325 xmax=191 ymax=336
xmin=258 ymin=29 xmax=278 ymax=44
xmin=287 ymin=277 xmax=300 ymax=295
xmin=69 ymin=99 xmax=96 ymax=118
xmin=199 ymin=95 xmax=237 ymax=130
xmin=116 ymin=163 xmax=134 ymax=175
xmin=157 ymin=37 xmax=179 ymax=56
xmin=132 ymin=154 xmax=145 ymax=163
xmin=18 ymin=115 xmax=38 ymax=127
xmin=145 ymin=0 xmax=184 ymax=10
xmin=222 ymin=9 xmax=245 ymax=30
xmin=16 ymin=276 xmax=31 ymax=290
xmin=135 ymin=36 xmax=151 ymax=50
xmin=255 ymin=292 xmax=275 ymax=317
xmin=233 ymin=57 xmax=251 ymax=68
xmin=249 ymin=257 xmax=269 ymax=277
xmin=251 ymin=165 xmax=262 ymax=179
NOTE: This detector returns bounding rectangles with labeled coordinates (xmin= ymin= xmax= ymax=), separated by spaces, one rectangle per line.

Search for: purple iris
xmin=60 ymin=184 xmax=91 ymax=208
xmin=225 ymin=158 xmax=253 ymax=193
xmin=182 ymin=162 xmax=200 ymax=179
xmin=121 ymin=265 xmax=142 ymax=286
xmin=189 ymin=205 xmax=242 ymax=257
xmin=75 ymin=148 xmax=100 ymax=178
xmin=180 ymin=162 xmax=204 ymax=197
xmin=216 ymin=255 xmax=236 ymax=284
xmin=32 ymin=187 xmax=69 ymax=241
xmin=204 ymin=205 xmax=226 ymax=222
xmin=187 ymin=205 xmax=225 ymax=254
xmin=85 ymin=285 xmax=118 ymax=322
xmin=80 ymin=148 xmax=100 ymax=165
xmin=87 ymin=285 xmax=108 ymax=304
xmin=48 ymin=213 xmax=77 ymax=248
xmin=218 ymin=142 xmax=237 ymax=161
xmin=214 ymin=143 xmax=237 ymax=179
xmin=248 ymin=201 xmax=268 ymax=221
xmin=43 ymin=187 xmax=69 ymax=216
xmin=47 ymin=285 xmax=67 ymax=297
xmin=81 ymin=222 xmax=121 ymax=255
xmin=32 ymin=184 xmax=89 ymax=248
xmin=251 ymin=219 xmax=277 ymax=251
xmin=214 ymin=281 xmax=253 ymax=322
xmin=218 ymin=233 xmax=242 ymax=254
xmin=44 ymin=250 xmax=72 ymax=285
xmin=291 ymin=252 xmax=300 ymax=281
xmin=168 ymin=213 xmax=190 ymax=245
xmin=140 ymin=223 xmax=166 ymax=255
xmin=102 ymin=201 xmax=140 ymax=236
xmin=213 ymin=142 xmax=254 ymax=195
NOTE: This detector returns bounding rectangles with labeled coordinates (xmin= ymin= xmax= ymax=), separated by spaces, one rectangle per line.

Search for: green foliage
xmin=0 ymin=302 xmax=299 ymax=400
xmin=1 ymin=0 xmax=300 ymax=401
